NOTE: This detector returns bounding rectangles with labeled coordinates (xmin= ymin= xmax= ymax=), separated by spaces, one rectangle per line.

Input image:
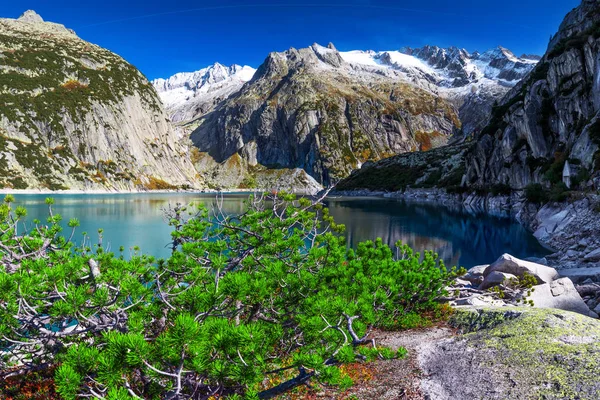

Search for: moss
xmin=452 ymin=308 xmax=600 ymax=399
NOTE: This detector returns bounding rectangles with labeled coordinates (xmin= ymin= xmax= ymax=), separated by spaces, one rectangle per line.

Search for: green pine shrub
xmin=0 ymin=193 xmax=463 ymax=399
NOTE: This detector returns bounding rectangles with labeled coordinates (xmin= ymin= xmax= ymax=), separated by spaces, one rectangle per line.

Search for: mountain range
xmin=3 ymin=3 xmax=596 ymax=194
xmin=150 ymin=42 xmax=537 ymax=189
xmin=337 ymin=0 xmax=600 ymax=194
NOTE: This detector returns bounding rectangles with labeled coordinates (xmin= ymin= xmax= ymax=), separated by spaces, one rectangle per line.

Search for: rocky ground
xmin=282 ymin=307 xmax=600 ymax=400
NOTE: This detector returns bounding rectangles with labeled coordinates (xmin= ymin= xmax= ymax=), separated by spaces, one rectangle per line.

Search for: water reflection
xmin=11 ymin=194 xmax=550 ymax=268
xmin=325 ymin=197 xmax=550 ymax=268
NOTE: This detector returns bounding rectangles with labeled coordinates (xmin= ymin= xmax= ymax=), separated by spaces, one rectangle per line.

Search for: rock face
xmin=190 ymin=43 xmax=461 ymax=187
xmin=420 ymin=308 xmax=600 ymax=400
xmin=152 ymin=63 xmax=256 ymax=124
xmin=0 ymin=11 xmax=200 ymax=190
xmin=466 ymin=0 xmax=600 ymax=189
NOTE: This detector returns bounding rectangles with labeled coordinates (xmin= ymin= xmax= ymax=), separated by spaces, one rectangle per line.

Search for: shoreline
xmin=331 ymin=188 xmax=600 ymax=278
xmin=0 ymin=188 xmax=284 ymax=195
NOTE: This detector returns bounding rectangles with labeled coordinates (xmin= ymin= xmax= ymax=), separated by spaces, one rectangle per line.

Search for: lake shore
xmin=331 ymin=188 xmax=600 ymax=278
xmin=0 ymin=188 xmax=266 ymax=195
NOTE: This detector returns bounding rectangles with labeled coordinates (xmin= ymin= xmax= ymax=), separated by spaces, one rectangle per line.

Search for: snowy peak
xmin=153 ymin=63 xmax=255 ymax=94
xmin=152 ymin=63 xmax=256 ymax=124
xmin=339 ymin=44 xmax=539 ymax=89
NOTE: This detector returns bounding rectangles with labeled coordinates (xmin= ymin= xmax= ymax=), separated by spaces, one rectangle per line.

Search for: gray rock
xmin=528 ymin=278 xmax=591 ymax=316
xmin=560 ymin=267 xmax=600 ymax=284
xmin=566 ymin=249 xmax=580 ymax=258
xmin=479 ymin=271 xmax=517 ymax=290
xmin=18 ymin=10 xmax=44 ymax=23
xmin=584 ymin=248 xmax=600 ymax=262
xmin=484 ymin=254 xmax=559 ymax=285
xmin=462 ymin=264 xmax=489 ymax=284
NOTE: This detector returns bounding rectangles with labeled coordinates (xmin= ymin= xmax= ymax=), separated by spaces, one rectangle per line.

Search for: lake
xmin=9 ymin=193 xmax=550 ymax=269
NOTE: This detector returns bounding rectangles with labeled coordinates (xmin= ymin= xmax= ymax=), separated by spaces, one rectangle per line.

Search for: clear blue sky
xmin=4 ymin=0 xmax=581 ymax=80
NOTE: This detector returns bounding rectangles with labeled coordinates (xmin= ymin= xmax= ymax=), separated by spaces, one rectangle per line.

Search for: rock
xmin=583 ymin=278 xmax=594 ymax=285
xmin=454 ymin=296 xmax=507 ymax=307
xmin=566 ymin=249 xmax=580 ymax=258
xmin=584 ymin=248 xmax=600 ymax=262
xmin=484 ymin=254 xmax=558 ymax=285
xmin=420 ymin=308 xmax=600 ymax=399
xmin=560 ymin=267 xmax=600 ymax=284
xmin=461 ymin=264 xmax=489 ymax=284
xmin=594 ymin=303 xmax=600 ymax=315
xmin=18 ymin=10 xmax=44 ymax=23
xmin=478 ymin=271 xmax=517 ymax=290
xmin=589 ymin=311 xmax=599 ymax=319
xmin=454 ymin=278 xmax=472 ymax=287
xmin=527 ymin=278 xmax=591 ymax=316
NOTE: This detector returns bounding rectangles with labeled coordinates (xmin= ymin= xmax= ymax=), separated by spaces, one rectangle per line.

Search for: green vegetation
xmin=0 ymin=193 xmax=462 ymax=399
xmin=524 ymin=183 xmax=549 ymax=204
xmin=336 ymin=163 xmax=427 ymax=191
xmin=525 ymin=182 xmax=570 ymax=204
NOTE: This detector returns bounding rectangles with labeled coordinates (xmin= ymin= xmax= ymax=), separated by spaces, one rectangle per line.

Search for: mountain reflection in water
xmin=324 ymin=197 xmax=550 ymax=269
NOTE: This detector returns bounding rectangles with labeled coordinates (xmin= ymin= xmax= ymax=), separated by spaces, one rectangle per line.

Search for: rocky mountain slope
xmin=152 ymin=63 xmax=256 ymax=124
xmin=343 ymin=46 xmax=539 ymax=137
xmin=0 ymin=11 xmax=200 ymax=191
xmin=190 ymin=43 xmax=462 ymax=187
xmin=466 ymin=0 xmax=600 ymax=189
xmin=169 ymin=42 xmax=535 ymax=188
xmin=336 ymin=0 xmax=600 ymax=195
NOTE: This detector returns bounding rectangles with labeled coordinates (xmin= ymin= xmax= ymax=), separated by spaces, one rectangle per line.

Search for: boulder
xmin=421 ymin=308 xmax=600 ymax=399
xmin=484 ymin=254 xmax=558 ymax=285
xmin=527 ymin=278 xmax=591 ymax=316
xmin=461 ymin=264 xmax=488 ymax=284
xmin=479 ymin=271 xmax=517 ymax=290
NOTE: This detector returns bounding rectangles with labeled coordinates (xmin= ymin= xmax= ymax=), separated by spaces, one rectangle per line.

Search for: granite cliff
xmin=0 ymin=11 xmax=200 ymax=191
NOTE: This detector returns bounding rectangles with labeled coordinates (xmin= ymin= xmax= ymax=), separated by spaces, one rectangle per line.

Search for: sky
xmin=4 ymin=0 xmax=581 ymax=80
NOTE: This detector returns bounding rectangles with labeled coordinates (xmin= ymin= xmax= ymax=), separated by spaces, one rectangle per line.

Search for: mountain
xmin=341 ymin=46 xmax=539 ymax=136
xmin=152 ymin=63 xmax=256 ymax=124
xmin=466 ymin=0 xmax=600 ymax=189
xmin=189 ymin=43 xmax=462 ymax=187
xmin=0 ymin=10 xmax=200 ymax=190
xmin=335 ymin=0 xmax=600 ymax=195
xmin=163 ymin=42 xmax=536 ymax=189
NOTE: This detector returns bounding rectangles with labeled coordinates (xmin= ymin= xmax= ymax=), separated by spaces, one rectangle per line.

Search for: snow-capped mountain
xmin=152 ymin=63 xmax=256 ymax=123
xmin=337 ymin=45 xmax=538 ymax=135
xmin=340 ymin=45 xmax=538 ymax=91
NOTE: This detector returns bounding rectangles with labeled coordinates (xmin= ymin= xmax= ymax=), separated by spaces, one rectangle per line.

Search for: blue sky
xmin=5 ymin=0 xmax=581 ymax=80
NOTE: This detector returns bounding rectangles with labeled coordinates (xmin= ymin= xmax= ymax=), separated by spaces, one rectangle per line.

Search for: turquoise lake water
xmin=10 ymin=193 xmax=550 ymax=269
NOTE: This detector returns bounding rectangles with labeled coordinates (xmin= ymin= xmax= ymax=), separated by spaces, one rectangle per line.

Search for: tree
xmin=0 ymin=193 xmax=462 ymax=399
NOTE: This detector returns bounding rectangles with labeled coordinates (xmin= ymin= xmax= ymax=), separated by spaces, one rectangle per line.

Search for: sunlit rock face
xmin=466 ymin=0 xmax=600 ymax=189
xmin=0 ymin=10 xmax=201 ymax=190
